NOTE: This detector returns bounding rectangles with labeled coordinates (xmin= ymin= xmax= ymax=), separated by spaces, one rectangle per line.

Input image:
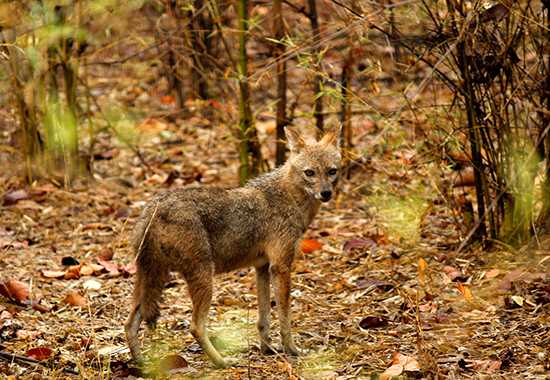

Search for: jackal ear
xmin=285 ymin=126 xmax=306 ymax=153
xmin=320 ymin=124 xmax=342 ymax=148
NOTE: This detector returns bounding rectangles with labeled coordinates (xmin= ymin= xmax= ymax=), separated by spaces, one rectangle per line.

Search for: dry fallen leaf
xmin=3 ymin=189 xmax=30 ymax=206
xmin=26 ymin=346 xmax=53 ymax=361
xmin=0 ymin=279 xmax=29 ymax=303
xmin=79 ymin=264 xmax=95 ymax=276
xmin=64 ymin=265 xmax=81 ymax=280
xmin=41 ymin=270 xmax=66 ymax=279
xmin=380 ymin=364 xmax=404 ymax=380
xmin=343 ymin=238 xmax=376 ymax=252
xmin=16 ymin=329 xmax=43 ymax=340
xmin=453 ymin=167 xmax=475 ymax=187
xmin=443 ymin=265 xmax=461 ymax=281
xmin=159 ymin=354 xmax=190 ymax=375
xmin=359 ymin=316 xmax=388 ymax=329
xmin=97 ymin=258 xmax=120 ymax=276
xmin=300 ymin=239 xmax=323 ymax=253
xmin=456 ymin=283 xmax=474 ymax=302
xmin=418 ymin=257 xmax=428 ymax=285
xmin=381 ymin=352 xmax=421 ymax=379
xmin=63 ymin=292 xmax=87 ymax=307
xmin=485 ymin=269 xmax=501 ymax=279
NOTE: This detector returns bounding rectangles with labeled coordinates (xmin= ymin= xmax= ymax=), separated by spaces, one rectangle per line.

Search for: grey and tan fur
xmin=125 ymin=126 xmax=342 ymax=368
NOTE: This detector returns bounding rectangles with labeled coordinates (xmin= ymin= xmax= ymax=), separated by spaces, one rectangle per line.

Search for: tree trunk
xmin=237 ymin=0 xmax=262 ymax=184
xmin=189 ymin=0 xmax=210 ymax=99
xmin=457 ymin=40 xmax=487 ymax=242
xmin=273 ymin=0 xmax=287 ymax=166
xmin=339 ymin=54 xmax=353 ymax=178
xmin=166 ymin=0 xmax=186 ymax=109
xmin=307 ymin=0 xmax=324 ymax=134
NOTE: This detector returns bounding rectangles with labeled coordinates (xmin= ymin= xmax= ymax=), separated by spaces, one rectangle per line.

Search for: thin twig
xmin=0 ymin=350 xmax=79 ymax=375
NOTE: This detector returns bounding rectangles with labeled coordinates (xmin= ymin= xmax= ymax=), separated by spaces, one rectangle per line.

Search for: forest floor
xmin=0 ymin=65 xmax=549 ymax=380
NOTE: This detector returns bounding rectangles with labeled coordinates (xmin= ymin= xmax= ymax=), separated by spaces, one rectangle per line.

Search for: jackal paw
xmin=214 ymin=356 xmax=238 ymax=368
xmin=283 ymin=344 xmax=300 ymax=356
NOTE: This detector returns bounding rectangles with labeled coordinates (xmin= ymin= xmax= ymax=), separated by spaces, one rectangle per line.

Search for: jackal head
xmin=284 ymin=126 xmax=342 ymax=203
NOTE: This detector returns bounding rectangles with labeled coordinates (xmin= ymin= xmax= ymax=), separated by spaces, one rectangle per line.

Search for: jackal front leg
xmin=256 ymin=264 xmax=275 ymax=354
xmin=271 ymin=262 xmax=299 ymax=356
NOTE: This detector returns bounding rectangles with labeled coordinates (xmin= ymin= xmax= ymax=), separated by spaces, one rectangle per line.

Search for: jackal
xmin=125 ymin=126 xmax=341 ymax=368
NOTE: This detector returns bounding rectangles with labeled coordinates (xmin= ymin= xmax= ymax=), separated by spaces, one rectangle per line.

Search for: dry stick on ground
xmin=0 ymin=350 xmax=78 ymax=375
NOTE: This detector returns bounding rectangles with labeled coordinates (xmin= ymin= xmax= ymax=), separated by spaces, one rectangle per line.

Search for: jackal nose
xmin=320 ymin=190 xmax=332 ymax=202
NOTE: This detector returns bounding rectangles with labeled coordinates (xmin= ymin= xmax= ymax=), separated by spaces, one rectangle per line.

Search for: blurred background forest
xmin=0 ymin=0 xmax=549 ymax=378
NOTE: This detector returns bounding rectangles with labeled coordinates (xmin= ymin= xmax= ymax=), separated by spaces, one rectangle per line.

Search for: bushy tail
xmin=132 ymin=251 xmax=168 ymax=327
xmin=130 ymin=201 xmax=160 ymax=258
xmin=130 ymin=200 xmax=165 ymax=326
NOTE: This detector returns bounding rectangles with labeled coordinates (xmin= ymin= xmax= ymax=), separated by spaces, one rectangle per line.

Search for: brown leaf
xmin=485 ymin=269 xmax=501 ymax=279
xmin=26 ymin=346 xmax=53 ymax=361
xmin=300 ymin=239 xmax=323 ymax=253
xmin=0 ymin=279 xmax=29 ymax=303
xmin=497 ymin=269 xmax=547 ymax=291
xmin=63 ymin=292 xmax=87 ymax=307
xmin=457 ymin=283 xmax=474 ymax=302
xmin=3 ymin=189 xmax=30 ymax=206
xmin=159 ymin=354 xmax=189 ymax=374
xmin=98 ymin=247 xmax=114 ymax=261
xmin=380 ymin=364 xmax=403 ymax=380
xmin=30 ymin=301 xmax=50 ymax=313
xmin=394 ymin=353 xmax=420 ymax=371
xmin=443 ymin=265 xmax=462 ymax=281
xmin=79 ymin=264 xmax=95 ymax=276
xmin=480 ymin=4 xmax=509 ymax=23
xmin=97 ymin=258 xmax=120 ymax=276
xmin=359 ymin=316 xmax=388 ymax=329
xmin=453 ymin=167 xmax=475 ymax=187
xmin=120 ymin=262 xmax=137 ymax=276
xmin=41 ymin=270 xmax=66 ymax=279
xmin=160 ymin=95 xmax=176 ymax=105
xmin=16 ymin=329 xmax=43 ymax=340
xmin=418 ymin=257 xmax=428 ymax=285
xmin=343 ymin=238 xmax=376 ymax=252
xmin=64 ymin=265 xmax=81 ymax=280
xmin=473 ymin=359 xmax=502 ymax=373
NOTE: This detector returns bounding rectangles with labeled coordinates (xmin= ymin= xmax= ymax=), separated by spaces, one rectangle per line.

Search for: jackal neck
xmin=245 ymin=164 xmax=320 ymax=227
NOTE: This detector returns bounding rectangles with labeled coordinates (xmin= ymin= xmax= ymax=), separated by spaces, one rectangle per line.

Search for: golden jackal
xmin=125 ymin=126 xmax=341 ymax=368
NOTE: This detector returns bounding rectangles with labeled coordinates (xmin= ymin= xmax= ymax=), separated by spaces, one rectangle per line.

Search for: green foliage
xmin=43 ymin=98 xmax=78 ymax=156
xmin=368 ymin=193 xmax=428 ymax=244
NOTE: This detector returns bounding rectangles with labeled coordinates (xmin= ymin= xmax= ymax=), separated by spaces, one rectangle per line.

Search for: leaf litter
xmin=0 ymin=36 xmax=549 ymax=380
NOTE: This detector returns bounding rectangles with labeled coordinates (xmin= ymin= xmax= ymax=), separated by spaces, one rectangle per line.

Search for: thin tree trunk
xmin=3 ymin=30 xmax=41 ymax=183
xmin=167 ymin=0 xmax=186 ymax=109
xmin=537 ymin=0 xmax=550 ymax=231
xmin=307 ymin=0 xmax=324 ymax=134
xmin=273 ymin=0 xmax=287 ymax=166
xmin=237 ymin=0 xmax=262 ymax=184
xmin=457 ymin=40 xmax=487 ymax=242
xmin=339 ymin=51 xmax=353 ymax=178
xmin=189 ymin=0 xmax=210 ymax=99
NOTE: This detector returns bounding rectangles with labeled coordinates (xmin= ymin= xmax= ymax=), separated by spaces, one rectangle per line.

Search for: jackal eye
xmin=328 ymin=168 xmax=338 ymax=176
xmin=304 ymin=169 xmax=315 ymax=177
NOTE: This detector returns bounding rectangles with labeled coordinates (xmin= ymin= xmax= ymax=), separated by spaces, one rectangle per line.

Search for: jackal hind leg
xmin=125 ymin=261 xmax=168 ymax=361
xmin=185 ymin=264 xmax=229 ymax=368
